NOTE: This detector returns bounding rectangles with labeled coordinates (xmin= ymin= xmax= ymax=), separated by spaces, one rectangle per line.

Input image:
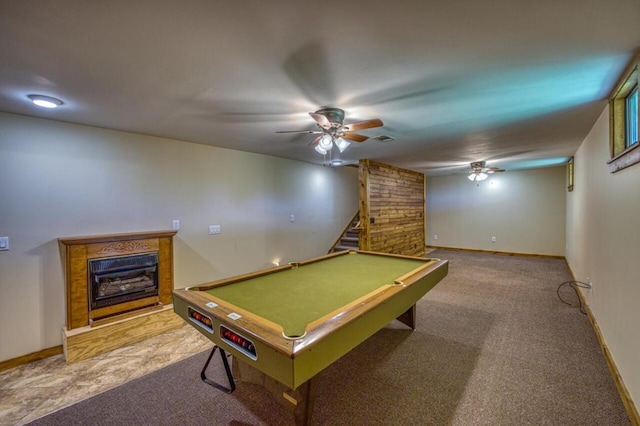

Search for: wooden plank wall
xmin=358 ymin=159 xmax=425 ymax=256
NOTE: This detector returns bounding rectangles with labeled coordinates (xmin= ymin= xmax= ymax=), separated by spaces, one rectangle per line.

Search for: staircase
xmin=330 ymin=214 xmax=361 ymax=253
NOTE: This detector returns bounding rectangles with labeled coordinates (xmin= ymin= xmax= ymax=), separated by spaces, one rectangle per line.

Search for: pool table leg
xmin=232 ymin=357 xmax=318 ymax=425
xmin=291 ymin=377 xmax=317 ymax=426
xmin=395 ymin=304 xmax=416 ymax=330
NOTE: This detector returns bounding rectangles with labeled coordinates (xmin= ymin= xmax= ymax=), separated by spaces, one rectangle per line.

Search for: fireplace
xmin=59 ymin=230 xmax=182 ymax=363
xmin=59 ymin=230 xmax=177 ymax=329
xmin=89 ymin=252 xmax=159 ymax=310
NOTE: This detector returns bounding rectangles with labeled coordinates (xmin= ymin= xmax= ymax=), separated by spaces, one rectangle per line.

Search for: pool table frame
xmin=172 ymin=250 xmax=448 ymax=422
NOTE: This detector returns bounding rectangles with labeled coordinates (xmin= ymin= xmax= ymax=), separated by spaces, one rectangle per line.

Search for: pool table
xmin=172 ymin=250 xmax=448 ymax=424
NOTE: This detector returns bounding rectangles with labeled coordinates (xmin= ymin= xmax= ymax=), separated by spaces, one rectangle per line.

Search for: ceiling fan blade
xmin=308 ymin=136 xmax=322 ymax=146
xmin=343 ymin=118 xmax=383 ymax=132
xmin=342 ymin=132 xmax=369 ymax=143
xmin=309 ymin=112 xmax=331 ymax=129
xmin=275 ymin=130 xmax=323 ymax=134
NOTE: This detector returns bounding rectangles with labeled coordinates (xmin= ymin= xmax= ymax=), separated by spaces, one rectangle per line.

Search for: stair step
xmin=331 ymin=214 xmax=361 ymax=253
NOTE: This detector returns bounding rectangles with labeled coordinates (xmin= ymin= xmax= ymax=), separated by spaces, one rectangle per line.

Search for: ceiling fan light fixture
xmin=468 ymin=171 xmax=488 ymax=182
xmin=275 ymin=107 xmax=383 ymax=159
xmin=318 ymin=134 xmax=333 ymax=150
xmin=467 ymin=161 xmax=504 ymax=183
xmin=314 ymin=144 xmax=328 ymax=155
xmin=335 ymin=137 xmax=350 ymax=153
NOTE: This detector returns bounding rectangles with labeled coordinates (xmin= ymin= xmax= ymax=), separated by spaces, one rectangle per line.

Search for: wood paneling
xmin=158 ymin=235 xmax=174 ymax=304
xmin=88 ymin=296 xmax=161 ymax=321
xmin=359 ymin=160 xmax=425 ymax=256
xmin=63 ymin=307 xmax=183 ymax=363
xmin=66 ymin=245 xmax=89 ymax=329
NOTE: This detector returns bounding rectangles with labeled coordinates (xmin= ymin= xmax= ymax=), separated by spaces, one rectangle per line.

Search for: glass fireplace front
xmin=89 ymin=252 xmax=159 ymax=310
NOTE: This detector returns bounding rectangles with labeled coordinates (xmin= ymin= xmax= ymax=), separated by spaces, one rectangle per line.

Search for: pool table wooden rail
xmin=184 ymin=249 xmax=353 ymax=293
xmin=173 ymin=289 xmax=296 ymax=354
xmin=293 ymin=257 xmax=446 ymax=352
xmin=184 ymin=249 xmax=434 ymax=292
xmin=176 ymin=252 xmax=446 ymax=356
xmin=173 ymin=250 xmax=449 ymax=390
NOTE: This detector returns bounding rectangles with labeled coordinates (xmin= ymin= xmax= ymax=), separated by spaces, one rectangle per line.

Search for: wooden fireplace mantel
xmin=58 ymin=230 xmax=181 ymax=362
xmin=58 ymin=230 xmax=178 ymax=330
xmin=58 ymin=230 xmax=178 ymax=246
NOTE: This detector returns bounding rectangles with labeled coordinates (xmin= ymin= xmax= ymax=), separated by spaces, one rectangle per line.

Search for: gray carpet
xmin=26 ymin=250 xmax=631 ymax=425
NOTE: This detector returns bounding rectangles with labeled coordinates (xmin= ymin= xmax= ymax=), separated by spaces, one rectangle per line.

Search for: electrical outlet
xmin=0 ymin=236 xmax=8 ymax=251
xmin=491 ymin=236 xmax=496 ymax=243
xmin=433 ymin=234 xmax=438 ymax=240
xmin=208 ymin=225 xmax=221 ymax=235
xmin=172 ymin=220 xmax=180 ymax=230
xmin=290 ymin=214 xmax=295 ymax=222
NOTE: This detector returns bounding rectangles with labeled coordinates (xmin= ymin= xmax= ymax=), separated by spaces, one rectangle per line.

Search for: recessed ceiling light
xmin=28 ymin=94 xmax=63 ymax=108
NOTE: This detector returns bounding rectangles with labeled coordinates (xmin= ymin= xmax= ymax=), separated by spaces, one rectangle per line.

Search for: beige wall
xmin=426 ymin=166 xmax=566 ymax=256
xmin=566 ymin=106 xmax=640 ymax=407
xmin=0 ymin=112 xmax=359 ymax=362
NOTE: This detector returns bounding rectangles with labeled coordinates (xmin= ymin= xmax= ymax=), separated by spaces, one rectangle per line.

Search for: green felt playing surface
xmin=204 ymin=252 xmax=425 ymax=337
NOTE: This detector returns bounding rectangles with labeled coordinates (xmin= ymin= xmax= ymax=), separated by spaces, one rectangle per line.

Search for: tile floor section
xmin=0 ymin=325 xmax=212 ymax=426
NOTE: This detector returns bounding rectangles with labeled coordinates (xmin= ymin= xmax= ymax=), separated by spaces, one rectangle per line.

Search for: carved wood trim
xmin=86 ymin=238 xmax=159 ymax=259
xmin=58 ymin=230 xmax=178 ymax=245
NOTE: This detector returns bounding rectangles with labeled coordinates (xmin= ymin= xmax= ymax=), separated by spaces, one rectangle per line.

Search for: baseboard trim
xmin=566 ymin=263 xmax=639 ymax=426
xmin=426 ymin=245 xmax=564 ymax=259
xmin=0 ymin=345 xmax=63 ymax=373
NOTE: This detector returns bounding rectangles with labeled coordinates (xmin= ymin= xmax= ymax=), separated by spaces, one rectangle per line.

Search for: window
xmin=626 ymin=86 xmax=638 ymax=148
xmin=608 ymin=54 xmax=640 ymax=173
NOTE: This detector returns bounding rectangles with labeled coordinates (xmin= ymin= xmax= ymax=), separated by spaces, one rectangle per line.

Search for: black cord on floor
xmin=556 ymin=280 xmax=591 ymax=315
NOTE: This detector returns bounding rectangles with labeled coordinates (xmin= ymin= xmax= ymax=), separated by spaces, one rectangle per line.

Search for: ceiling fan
xmin=468 ymin=161 xmax=505 ymax=182
xmin=276 ymin=107 xmax=383 ymax=155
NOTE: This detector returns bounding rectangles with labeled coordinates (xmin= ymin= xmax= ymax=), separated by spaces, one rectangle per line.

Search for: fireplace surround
xmin=58 ymin=230 xmax=182 ymax=362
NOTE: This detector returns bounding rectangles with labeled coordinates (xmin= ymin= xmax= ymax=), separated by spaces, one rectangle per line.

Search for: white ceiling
xmin=1 ymin=1 xmax=639 ymax=175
